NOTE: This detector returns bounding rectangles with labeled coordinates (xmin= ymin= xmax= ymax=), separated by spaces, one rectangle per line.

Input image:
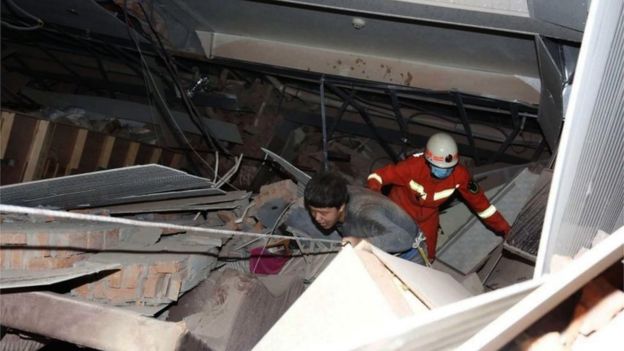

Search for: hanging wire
xmin=320 ymin=75 xmax=329 ymax=171
xmin=1 ymin=0 xmax=44 ymax=31
xmin=0 ymin=204 xmax=343 ymax=245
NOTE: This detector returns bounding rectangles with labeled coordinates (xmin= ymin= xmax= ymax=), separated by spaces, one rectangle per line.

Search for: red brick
xmin=149 ymin=260 xmax=183 ymax=274
xmin=0 ymin=233 xmax=27 ymax=245
xmin=217 ymin=211 xmax=237 ymax=223
xmin=104 ymin=287 xmax=138 ymax=304
xmin=143 ymin=273 xmax=168 ymax=298
xmin=91 ymin=280 xmax=108 ymax=299
xmin=72 ymin=283 xmax=91 ymax=298
xmin=27 ymin=257 xmax=53 ymax=270
xmin=108 ymin=271 xmax=122 ymax=288
xmin=10 ymin=250 xmax=24 ymax=269
xmin=0 ymin=250 xmax=7 ymax=269
xmin=33 ymin=233 xmax=51 ymax=257
xmin=166 ymin=277 xmax=182 ymax=300
xmin=255 ymin=180 xmax=298 ymax=208
xmin=121 ymin=265 xmax=144 ymax=289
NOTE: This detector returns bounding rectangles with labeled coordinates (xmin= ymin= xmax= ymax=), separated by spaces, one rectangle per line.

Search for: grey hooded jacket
xmin=285 ymin=186 xmax=425 ymax=255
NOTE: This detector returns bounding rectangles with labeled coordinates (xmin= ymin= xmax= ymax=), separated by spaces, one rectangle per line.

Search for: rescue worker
xmin=367 ymin=132 xmax=510 ymax=261
xmin=286 ymin=171 xmax=428 ymax=265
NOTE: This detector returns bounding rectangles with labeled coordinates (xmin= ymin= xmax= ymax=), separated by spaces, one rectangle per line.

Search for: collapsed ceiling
xmin=1 ymin=0 xmax=587 ymax=180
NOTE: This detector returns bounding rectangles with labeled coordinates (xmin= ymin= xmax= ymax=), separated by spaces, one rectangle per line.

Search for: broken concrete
xmin=168 ymin=269 xmax=304 ymax=351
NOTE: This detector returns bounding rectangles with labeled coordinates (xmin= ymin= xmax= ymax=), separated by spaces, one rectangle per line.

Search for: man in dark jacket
xmin=286 ymin=171 xmax=428 ymax=265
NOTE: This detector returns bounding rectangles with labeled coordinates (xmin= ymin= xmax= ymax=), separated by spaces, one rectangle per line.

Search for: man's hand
xmin=341 ymin=236 xmax=362 ymax=247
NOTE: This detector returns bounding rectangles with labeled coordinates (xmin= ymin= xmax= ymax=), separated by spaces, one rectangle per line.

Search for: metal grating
xmin=0 ymin=165 xmax=215 ymax=209
xmin=535 ymin=0 xmax=624 ymax=276
xmin=438 ymin=168 xmax=540 ymax=274
xmin=505 ymin=168 xmax=552 ymax=261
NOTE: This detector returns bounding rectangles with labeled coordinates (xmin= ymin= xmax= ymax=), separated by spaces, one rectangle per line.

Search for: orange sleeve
xmin=366 ymin=157 xmax=419 ymax=191
xmin=456 ymin=168 xmax=511 ymax=237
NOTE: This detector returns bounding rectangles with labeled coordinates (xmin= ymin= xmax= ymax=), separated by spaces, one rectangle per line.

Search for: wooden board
xmin=96 ymin=135 xmax=115 ymax=169
xmin=22 ymin=120 xmax=51 ymax=181
xmin=0 ymin=111 xmax=15 ymax=159
xmin=368 ymin=245 xmax=472 ymax=308
xmin=123 ymin=142 xmax=140 ymax=166
xmin=254 ymin=245 xmax=417 ymax=351
xmin=66 ymin=129 xmax=88 ymax=175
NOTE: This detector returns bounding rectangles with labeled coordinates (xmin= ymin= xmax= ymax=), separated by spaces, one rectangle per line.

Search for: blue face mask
xmin=431 ymin=165 xmax=454 ymax=179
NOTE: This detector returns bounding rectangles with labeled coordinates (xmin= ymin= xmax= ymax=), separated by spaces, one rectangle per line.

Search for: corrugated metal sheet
xmin=0 ymin=165 xmax=215 ymax=209
xmin=535 ymin=0 xmax=624 ymax=276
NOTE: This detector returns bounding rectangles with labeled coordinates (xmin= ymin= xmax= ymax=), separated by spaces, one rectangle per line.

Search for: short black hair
xmin=304 ymin=171 xmax=349 ymax=209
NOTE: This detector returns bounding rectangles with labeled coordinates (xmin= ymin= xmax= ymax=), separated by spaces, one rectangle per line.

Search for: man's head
xmin=304 ymin=171 xmax=348 ymax=230
xmin=425 ymin=133 xmax=459 ymax=179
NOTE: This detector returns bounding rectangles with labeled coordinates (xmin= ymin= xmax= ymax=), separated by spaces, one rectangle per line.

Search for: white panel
xmin=535 ymin=0 xmax=624 ymax=276
xmin=196 ymin=31 xmax=540 ymax=104
xmin=351 ymin=278 xmax=542 ymax=351
xmin=459 ymin=225 xmax=624 ymax=351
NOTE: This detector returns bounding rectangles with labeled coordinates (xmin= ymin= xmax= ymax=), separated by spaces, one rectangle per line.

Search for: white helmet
xmin=425 ymin=133 xmax=459 ymax=168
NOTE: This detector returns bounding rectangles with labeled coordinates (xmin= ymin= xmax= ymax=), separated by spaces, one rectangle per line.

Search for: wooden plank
xmin=96 ymin=135 xmax=116 ymax=169
xmin=65 ymin=129 xmax=88 ymax=175
xmin=22 ymin=120 xmax=51 ymax=182
xmin=123 ymin=142 xmax=140 ymax=166
xmin=149 ymin=148 xmax=162 ymax=164
xmin=0 ymin=112 xmax=16 ymax=159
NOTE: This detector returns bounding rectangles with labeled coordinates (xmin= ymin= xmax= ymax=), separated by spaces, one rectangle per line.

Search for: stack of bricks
xmin=252 ymin=179 xmax=298 ymax=210
xmin=71 ymin=235 xmax=219 ymax=306
xmin=0 ymin=220 xmax=122 ymax=270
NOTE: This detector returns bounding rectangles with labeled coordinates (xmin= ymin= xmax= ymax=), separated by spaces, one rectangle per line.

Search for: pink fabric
xmin=249 ymin=247 xmax=290 ymax=274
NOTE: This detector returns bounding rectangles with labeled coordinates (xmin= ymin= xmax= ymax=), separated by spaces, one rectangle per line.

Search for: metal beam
xmin=388 ymin=87 xmax=410 ymax=157
xmin=326 ymin=83 xmax=399 ymax=162
xmin=286 ymin=110 xmax=532 ymax=164
xmin=453 ymin=92 xmax=480 ymax=165
xmin=488 ymin=103 xmax=522 ymax=163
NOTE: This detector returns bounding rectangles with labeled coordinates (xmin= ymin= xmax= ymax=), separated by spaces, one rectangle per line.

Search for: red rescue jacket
xmin=367 ymin=155 xmax=510 ymax=235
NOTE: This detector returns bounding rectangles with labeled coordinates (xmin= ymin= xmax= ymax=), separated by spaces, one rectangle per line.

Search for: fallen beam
xmin=0 ymin=291 xmax=205 ymax=351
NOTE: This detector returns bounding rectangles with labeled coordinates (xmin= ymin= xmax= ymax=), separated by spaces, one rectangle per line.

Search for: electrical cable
xmin=137 ymin=2 xmax=229 ymax=156
xmin=123 ymin=0 xmax=218 ymax=176
xmin=1 ymin=0 xmax=44 ymax=31
xmin=320 ymin=75 xmax=329 ymax=171
xmin=0 ymin=204 xmax=343 ymax=246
